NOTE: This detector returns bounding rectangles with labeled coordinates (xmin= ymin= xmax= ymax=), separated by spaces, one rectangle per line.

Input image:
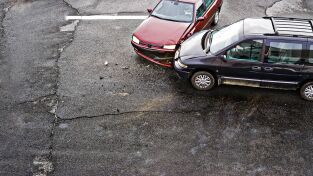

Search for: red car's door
xmin=194 ymin=1 xmax=208 ymax=31
xmin=193 ymin=0 xmax=220 ymax=32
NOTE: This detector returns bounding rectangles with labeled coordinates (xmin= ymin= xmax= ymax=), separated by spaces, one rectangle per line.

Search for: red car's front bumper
xmin=131 ymin=41 xmax=175 ymax=68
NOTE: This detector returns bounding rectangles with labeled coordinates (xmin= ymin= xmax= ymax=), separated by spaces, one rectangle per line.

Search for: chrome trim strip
xmin=221 ymin=76 xmax=298 ymax=85
xmin=263 ymin=80 xmax=298 ymax=85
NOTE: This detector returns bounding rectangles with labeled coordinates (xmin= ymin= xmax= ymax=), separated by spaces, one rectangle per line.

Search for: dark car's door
xmin=302 ymin=43 xmax=313 ymax=79
xmin=260 ymin=39 xmax=305 ymax=89
xmin=219 ymin=39 xmax=265 ymax=87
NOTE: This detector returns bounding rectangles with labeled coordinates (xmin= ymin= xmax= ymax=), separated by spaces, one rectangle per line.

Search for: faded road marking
xmin=66 ymin=15 xmax=148 ymax=21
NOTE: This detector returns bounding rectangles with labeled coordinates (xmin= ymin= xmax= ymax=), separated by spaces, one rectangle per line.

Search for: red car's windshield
xmin=151 ymin=0 xmax=194 ymax=23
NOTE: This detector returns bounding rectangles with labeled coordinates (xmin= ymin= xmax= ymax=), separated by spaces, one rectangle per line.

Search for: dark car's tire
xmin=191 ymin=71 xmax=215 ymax=91
xmin=300 ymin=82 xmax=313 ymax=101
xmin=212 ymin=10 xmax=220 ymax=26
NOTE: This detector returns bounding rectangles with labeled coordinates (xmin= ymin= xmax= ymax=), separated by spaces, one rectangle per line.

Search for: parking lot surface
xmin=1 ymin=0 xmax=313 ymax=175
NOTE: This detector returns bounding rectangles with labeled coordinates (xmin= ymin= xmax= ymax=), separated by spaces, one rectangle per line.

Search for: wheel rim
xmin=195 ymin=74 xmax=211 ymax=89
xmin=214 ymin=11 xmax=219 ymax=24
xmin=304 ymin=85 xmax=313 ymax=99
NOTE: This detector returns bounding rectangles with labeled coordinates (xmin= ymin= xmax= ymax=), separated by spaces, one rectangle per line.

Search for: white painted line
xmin=66 ymin=15 xmax=148 ymax=21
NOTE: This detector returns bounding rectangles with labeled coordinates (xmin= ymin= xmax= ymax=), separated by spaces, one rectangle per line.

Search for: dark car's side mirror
xmin=197 ymin=17 xmax=205 ymax=22
xmin=147 ymin=8 xmax=153 ymax=13
xmin=221 ymin=54 xmax=227 ymax=62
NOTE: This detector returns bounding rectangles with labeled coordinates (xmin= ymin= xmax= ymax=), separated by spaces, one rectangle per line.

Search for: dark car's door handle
xmin=264 ymin=67 xmax=273 ymax=72
xmin=252 ymin=66 xmax=261 ymax=71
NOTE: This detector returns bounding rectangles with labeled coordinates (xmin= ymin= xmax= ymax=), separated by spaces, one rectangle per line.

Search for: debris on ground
xmin=60 ymin=20 xmax=79 ymax=32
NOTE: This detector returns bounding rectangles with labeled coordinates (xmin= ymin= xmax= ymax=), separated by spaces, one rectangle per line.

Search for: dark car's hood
xmin=133 ymin=16 xmax=191 ymax=45
xmin=180 ymin=30 xmax=208 ymax=60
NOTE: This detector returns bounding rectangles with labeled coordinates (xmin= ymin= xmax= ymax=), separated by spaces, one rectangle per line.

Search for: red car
xmin=131 ymin=0 xmax=223 ymax=67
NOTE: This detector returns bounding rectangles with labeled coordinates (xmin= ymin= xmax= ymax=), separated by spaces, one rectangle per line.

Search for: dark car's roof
xmin=243 ymin=18 xmax=275 ymax=35
xmin=243 ymin=17 xmax=313 ymax=38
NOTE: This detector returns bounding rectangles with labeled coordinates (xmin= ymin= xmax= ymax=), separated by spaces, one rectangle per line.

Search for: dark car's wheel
xmin=191 ymin=71 xmax=215 ymax=91
xmin=212 ymin=10 xmax=220 ymax=26
xmin=300 ymin=82 xmax=313 ymax=101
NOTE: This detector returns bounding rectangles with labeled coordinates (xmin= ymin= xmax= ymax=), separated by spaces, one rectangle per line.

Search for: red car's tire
xmin=212 ymin=11 xmax=220 ymax=26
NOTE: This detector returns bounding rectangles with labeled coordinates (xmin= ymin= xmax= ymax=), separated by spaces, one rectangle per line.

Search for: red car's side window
xmin=196 ymin=4 xmax=206 ymax=18
xmin=205 ymin=0 xmax=213 ymax=7
xmin=196 ymin=0 xmax=214 ymax=18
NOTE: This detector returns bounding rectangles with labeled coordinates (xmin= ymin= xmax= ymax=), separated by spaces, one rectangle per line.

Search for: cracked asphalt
xmin=0 ymin=0 xmax=313 ymax=175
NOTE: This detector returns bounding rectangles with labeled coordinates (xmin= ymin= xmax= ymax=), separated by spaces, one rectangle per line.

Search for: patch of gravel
xmin=266 ymin=0 xmax=311 ymax=16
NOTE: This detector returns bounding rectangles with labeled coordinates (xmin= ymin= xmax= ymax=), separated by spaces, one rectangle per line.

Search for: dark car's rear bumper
xmin=131 ymin=41 xmax=175 ymax=68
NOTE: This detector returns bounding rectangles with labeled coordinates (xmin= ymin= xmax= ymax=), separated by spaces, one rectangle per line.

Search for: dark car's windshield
xmin=209 ymin=21 xmax=244 ymax=54
xmin=151 ymin=0 xmax=194 ymax=23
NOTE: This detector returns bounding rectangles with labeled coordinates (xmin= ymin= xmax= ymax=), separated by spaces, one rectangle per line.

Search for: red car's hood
xmin=133 ymin=16 xmax=191 ymax=45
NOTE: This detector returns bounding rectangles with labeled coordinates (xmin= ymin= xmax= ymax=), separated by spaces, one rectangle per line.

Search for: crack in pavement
xmin=0 ymin=1 xmax=13 ymax=58
xmin=31 ymin=1 xmax=81 ymax=175
xmin=58 ymin=110 xmax=207 ymax=121
xmin=15 ymin=94 xmax=57 ymax=106
xmin=63 ymin=0 xmax=80 ymax=15
xmin=55 ymin=99 xmax=266 ymax=122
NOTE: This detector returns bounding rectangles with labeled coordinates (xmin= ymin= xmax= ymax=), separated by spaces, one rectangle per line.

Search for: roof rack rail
xmin=263 ymin=16 xmax=313 ymax=38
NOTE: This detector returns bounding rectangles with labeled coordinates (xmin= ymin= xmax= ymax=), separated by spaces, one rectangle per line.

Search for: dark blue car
xmin=174 ymin=17 xmax=313 ymax=101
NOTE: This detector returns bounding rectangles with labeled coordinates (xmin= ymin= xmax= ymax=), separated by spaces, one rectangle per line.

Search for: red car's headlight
xmin=132 ymin=36 xmax=140 ymax=44
xmin=163 ymin=45 xmax=176 ymax=50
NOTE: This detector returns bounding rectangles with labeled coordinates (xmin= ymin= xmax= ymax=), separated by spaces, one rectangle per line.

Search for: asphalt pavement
xmin=1 ymin=0 xmax=313 ymax=175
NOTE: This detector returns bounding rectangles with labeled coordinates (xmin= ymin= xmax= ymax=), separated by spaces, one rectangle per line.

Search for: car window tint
xmin=152 ymin=0 xmax=194 ymax=22
xmin=226 ymin=40 xmax=263 ymax=62
xmin=196 ymin=0 xmax=213 ymax=18
xmin=309 ymin=45 xmax=313 ymax=64
xmin=266 ymin=41 xmax=302 ymax=64
xmin=204 ymin=0 xmax=213 ymax=7
xmin=196 ymin=3 xmax=206 ymax=18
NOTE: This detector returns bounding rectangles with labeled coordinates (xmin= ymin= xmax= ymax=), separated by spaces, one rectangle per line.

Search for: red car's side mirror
xmin=197 ymin=17 xmax=205 ymax=22
xmin=147 ymin=8 xmax=153 ymax=13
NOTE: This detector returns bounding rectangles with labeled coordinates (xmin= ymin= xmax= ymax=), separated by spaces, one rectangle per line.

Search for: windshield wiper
xmin=151 ymin=14 xmax=166 ymax=21
xmin=151 ymin=14 xmax=190 ymax=23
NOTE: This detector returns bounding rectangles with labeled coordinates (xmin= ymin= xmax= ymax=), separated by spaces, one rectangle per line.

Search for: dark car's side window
xmin=308 ymin=45 xmax=313 ymax=64
xmin=226 ymin=40 xmax=263 ymax=62
xmin=265 ymin=41 xmax=303 ymax=64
